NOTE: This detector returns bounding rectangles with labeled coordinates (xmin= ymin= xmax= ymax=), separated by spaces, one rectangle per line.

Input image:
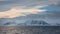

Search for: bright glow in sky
xmin=0 ymin=6 xmax=46 ymax=18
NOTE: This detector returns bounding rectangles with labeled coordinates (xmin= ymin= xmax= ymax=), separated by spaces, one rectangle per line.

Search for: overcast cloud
xmin=0 ymin=0 xmax=60 ymax=11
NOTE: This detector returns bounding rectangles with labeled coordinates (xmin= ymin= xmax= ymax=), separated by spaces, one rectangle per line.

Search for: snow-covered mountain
xmin=0 ymin=15 xmax=60 ymax=26
xmin=18 ymin=20 xmax=50 ymax=26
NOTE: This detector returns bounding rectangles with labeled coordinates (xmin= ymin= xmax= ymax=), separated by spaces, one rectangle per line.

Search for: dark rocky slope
xmin=0 ymin=26 xmax=60 ymax=34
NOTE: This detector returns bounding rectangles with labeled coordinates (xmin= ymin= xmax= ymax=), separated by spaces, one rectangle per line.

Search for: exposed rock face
xmin=22 ymin=20 xmax=50 ymax=26
xmin=3 ymin=20 xmax=50 ymax=26
xmin=0 ymin=26 xmax=60 ymax=34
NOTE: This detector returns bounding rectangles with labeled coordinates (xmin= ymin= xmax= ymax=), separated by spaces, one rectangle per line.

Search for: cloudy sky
xmin=0 ymin=0 xmax=60 ymax=25
xmin=0 ymin=0 xmax=60 ymax=18
xmin=0 ymin=0 xmax=48 ymax=18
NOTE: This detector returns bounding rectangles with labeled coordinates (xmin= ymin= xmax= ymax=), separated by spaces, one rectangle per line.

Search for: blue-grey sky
xmin=0 ymin=0 xmax=59 ymax=11
xmin=0 ymin=0 xmax=60 ymax=17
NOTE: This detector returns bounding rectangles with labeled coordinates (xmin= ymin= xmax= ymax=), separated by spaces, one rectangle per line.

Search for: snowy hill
xmin=18 ymin=20 xmax=50 ymax=26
